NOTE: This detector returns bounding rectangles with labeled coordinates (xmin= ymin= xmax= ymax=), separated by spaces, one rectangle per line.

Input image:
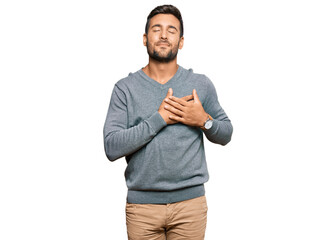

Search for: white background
xmin=1 ymin=0 xmax=335 ymax=239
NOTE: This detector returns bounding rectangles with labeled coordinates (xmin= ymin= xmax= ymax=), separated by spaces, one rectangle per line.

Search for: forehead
xmin=149 ymin=13 xmax=180 ymax=28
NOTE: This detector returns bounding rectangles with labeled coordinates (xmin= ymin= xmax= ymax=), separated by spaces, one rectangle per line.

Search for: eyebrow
xmin=151 ymin=24 xmax=178 ymax=31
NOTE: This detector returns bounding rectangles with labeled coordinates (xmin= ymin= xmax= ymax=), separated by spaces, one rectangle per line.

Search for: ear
xmin=143 ymin=34 xmax=147 ymax=46
xmin=178 ymin=36 xmax=184 ymax=50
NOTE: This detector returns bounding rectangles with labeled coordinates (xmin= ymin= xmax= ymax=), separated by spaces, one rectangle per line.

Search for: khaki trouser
xmin=126 ymin=196 xmax=208 ymax=240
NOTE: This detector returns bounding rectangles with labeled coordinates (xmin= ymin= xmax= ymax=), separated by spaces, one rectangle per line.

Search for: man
xmin=103 ymin=4 xmax=233 ymax=240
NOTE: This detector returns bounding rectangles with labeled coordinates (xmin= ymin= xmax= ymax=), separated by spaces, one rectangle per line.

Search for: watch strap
xmin=200 ymin=114 xmax=213 ymax=131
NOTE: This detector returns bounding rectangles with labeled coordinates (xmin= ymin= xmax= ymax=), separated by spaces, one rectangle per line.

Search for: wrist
xmin=200 ymin=114 xmax=213 ymax=130
xmin=199 ymin=113 xmax=208 ymax=127
xmin=158 ymin=110 xmax=168 ymax=123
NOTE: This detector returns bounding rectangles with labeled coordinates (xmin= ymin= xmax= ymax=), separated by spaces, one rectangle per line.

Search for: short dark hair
xmin=145 ymin=5 xmax=184 ymax=37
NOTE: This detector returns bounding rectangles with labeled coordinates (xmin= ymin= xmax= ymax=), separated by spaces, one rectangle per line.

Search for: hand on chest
xmin=128 ymin=86 xmax=206 ymax=126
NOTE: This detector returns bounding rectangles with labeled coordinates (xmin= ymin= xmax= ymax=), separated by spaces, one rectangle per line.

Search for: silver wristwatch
xmin=202 ymin=115 xmax=213 ymax=130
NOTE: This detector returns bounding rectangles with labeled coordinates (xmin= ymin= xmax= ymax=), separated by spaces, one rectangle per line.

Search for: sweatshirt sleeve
xmin=202 ymin=76 xmax=233 ymax=145
xmin=103 ymin=84 xmax=167 ymax=162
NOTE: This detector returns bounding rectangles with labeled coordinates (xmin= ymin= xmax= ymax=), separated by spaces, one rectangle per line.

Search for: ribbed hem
xmin=146 ymin=111 xmax=167 ymax=133
xmin=127 ymin=184 xmax=205 ymax=204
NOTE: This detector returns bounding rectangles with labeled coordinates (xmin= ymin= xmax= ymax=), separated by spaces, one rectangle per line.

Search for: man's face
xmin=143 ymin=14 xmax=184 ymax=63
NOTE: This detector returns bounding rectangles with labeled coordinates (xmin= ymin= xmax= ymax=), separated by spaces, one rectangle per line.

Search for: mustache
xmin=156 ymin=41 xmax=170 ymax=46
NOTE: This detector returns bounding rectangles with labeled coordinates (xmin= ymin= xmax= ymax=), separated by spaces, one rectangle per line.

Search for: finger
xmin=169 ymin=115 xmax=185 ymax=123
xmin=168 ymin=96 xmax=189 ymax=106
xmin=164 ymin=98 xmax=185 ymax=111
xmin=166 ymin=88 xmax=173 ymax=97
xmin=181 ymin=94 xmax=194 ymax=102
xmin=193 ymin=89 xmax=200 ymax=103
xmin=164 ymin=104 xmax=184 ymax=117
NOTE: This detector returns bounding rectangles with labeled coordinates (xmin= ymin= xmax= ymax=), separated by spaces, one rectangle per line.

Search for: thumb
xmin=167 ymin=88 xmax=173 ymax=97
xmin=193 ymin=89 xmax=200 ymax=103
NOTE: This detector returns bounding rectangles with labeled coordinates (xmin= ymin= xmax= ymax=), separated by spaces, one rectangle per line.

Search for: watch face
xmin=205 ymin=120 xmax=213 ymax=129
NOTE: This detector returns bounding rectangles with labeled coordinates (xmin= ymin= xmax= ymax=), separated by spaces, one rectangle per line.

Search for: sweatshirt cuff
xmin=146 ymin=111 xmax=167 ymax=134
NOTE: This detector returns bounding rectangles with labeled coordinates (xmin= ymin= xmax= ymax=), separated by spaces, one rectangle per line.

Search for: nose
xmin=160 ymin=30 xmax=167 ymax=40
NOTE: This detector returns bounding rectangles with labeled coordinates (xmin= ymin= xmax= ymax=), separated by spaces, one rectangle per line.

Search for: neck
xmin=142 ymin=57 xmax=179 ymax=84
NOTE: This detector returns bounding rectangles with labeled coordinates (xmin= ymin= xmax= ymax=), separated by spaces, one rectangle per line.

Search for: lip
xmin=157 ymin=42 xmax=170 ymax=46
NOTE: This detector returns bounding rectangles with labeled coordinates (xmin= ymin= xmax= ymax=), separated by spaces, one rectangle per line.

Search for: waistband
xmin=127 ymin=184 xmax=205 ymax=204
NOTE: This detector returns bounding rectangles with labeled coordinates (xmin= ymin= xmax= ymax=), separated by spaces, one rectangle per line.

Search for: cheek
xmin=172 ymin=36 xmax=181 ymax=44
xmin=173 ymin=39 xmax=182 ymax=49
xmin=147 ymin=38 xmax=158 ymax=48
xmin=146 ymin=37 xmax=154 ymax=47
xmin=148 ymin=34 xmax=159 ymax=42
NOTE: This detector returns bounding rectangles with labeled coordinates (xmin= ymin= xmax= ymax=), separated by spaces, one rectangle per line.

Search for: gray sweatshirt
xmin=103 ymin=66 xmax=233 ymax=204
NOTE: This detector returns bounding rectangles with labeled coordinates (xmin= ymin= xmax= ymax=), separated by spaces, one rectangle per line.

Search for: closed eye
xmin=168 ymin=26 xmax=177 ymax=34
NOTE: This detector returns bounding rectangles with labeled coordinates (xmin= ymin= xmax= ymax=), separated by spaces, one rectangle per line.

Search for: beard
xmin=146 ymin=39 xmax=179 ymax=63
